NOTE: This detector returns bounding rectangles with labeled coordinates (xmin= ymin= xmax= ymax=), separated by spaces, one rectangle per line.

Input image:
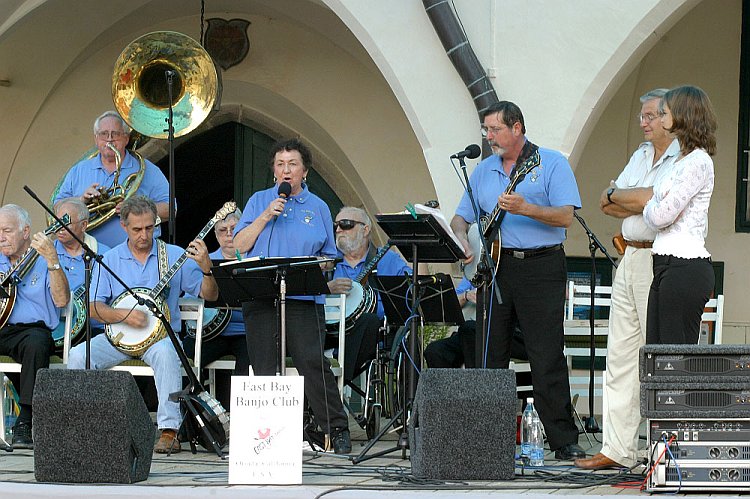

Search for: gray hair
xmin=639 ymin=88 xmax=669 ymax=104
xmin=338 ymin=206 xmax=371 ymax=227
xmin=0 ymin=204 xmax=31 ymax=231
xmin=120 ymin=195 xmax=157 ymax=225
xmin=93 ymin=110 xmax=131 ymax=135
xmin=54 ymin=197 xmax=89 ymax=222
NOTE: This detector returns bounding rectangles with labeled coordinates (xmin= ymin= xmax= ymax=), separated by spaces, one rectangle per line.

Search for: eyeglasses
xmin=95 ymin=130 xmax=128 ymax=140
xmin=334 ymin=219 xmax=365 ymax=231
xmin=56 ymin=219 xmax=85 ymax=230
xmin=637 ymin=113 xmax=659 ymax=123
xmin=480 ymin=125 xmax=505 ymax=137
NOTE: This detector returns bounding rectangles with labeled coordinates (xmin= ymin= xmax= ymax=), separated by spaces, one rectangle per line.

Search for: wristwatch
xmin=48 ymin=263 xmax=61 ymax=272
xmin=606 ymin=187 xmax=616 ymax=204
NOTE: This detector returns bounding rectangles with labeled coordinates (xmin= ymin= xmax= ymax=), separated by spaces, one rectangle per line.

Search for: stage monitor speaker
xmin=33 ymin=369 xmax=155 ymax=483
xmin=410 ymin=368 xmax=516 ymax=480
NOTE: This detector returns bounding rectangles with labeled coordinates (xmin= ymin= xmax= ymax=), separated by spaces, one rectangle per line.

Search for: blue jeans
xmin=68 ymin=335 xmax=182 ymax=430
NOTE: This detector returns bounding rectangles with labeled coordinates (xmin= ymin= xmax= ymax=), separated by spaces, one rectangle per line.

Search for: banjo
xmin=464 ymin=144 xmax=540 ymax=284
xmin=0 ymin=215 xmax=70 ymax=329
xmin=105 ymin=202 xmax=237 ymax=356
xmin=184 ymin=306 xmax=232 ymax=343
xmin=325 ymin=244 xmax=391 ymax=333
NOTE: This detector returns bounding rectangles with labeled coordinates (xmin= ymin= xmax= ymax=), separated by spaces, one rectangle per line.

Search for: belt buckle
xmin=512 ymin=250 xmax=525 ymax=259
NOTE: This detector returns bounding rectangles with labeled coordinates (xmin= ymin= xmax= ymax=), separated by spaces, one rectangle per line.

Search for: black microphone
xmin=277 ymin=181 xmax=292 ymax=199
xmin=416 ymin=273 xmax=450 ymax=287
xmin=450 ymin=144 xmax=481 ymax=160
xmin=273 ymin=182 xmax=292 ymax=220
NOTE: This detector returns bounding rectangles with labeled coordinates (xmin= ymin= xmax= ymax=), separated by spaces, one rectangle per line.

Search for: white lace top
xmin=643 ymin=148 xmax=713 ymax=259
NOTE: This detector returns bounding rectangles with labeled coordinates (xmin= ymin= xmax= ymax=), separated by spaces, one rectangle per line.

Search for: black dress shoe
xmin=331 ymin=427 xmax=351 ymax=454
xmin=554 ymin=442 xmax=585 ymax=460
xmin=12 ymin=422 xmax=33 ymax=450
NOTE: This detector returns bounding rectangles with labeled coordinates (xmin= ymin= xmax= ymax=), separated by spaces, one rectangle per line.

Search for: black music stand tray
xmin=211 ymin=257 xmax=330 ymax=375
xmin=351 ymin=213 xmax=465 ymax=464
xmin=373 ymin=275 xmax=464 ymax=327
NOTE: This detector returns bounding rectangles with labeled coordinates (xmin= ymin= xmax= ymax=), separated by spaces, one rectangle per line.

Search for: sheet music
xmin=411 ymin=203 xmax=466 ymax=254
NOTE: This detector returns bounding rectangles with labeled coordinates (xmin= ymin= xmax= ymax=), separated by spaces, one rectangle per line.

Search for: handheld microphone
xmin=416 ymin=273 xmax=450 ymax=287
xmin=277 ymin=181 xmax=292 ymax=199
xmin=450 ymin=144 xmax=481 ymax=160
xmin=273 ymin=182 xmax=292 ymax=220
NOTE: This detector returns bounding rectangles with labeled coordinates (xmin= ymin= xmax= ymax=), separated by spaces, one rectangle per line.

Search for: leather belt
xmin=501 ymin=244 xmax=563 ymax=259
xmin=624 ymin=239 xmax=653 ymax=249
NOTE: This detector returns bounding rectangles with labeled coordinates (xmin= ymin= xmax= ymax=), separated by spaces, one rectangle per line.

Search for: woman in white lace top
xmin=642 ymin=85 xmax=717 ymax=344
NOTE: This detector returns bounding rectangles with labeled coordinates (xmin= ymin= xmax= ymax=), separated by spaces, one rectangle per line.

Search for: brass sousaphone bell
xmin=50 ymin=31 xmax=218 ymax=229
xmin=112 ymin=31 xmax=218 ymax=138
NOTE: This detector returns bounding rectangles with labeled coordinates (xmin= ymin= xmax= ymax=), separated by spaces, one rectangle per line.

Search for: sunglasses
xmin=334 ymin=219 xmax=365 ymax=231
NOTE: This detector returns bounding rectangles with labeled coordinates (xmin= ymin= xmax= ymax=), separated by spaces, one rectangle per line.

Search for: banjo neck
xmin=353 ymin=244 xmax=392 ymax=284
xmin=150 ymin=202 xmax=237 ymax=299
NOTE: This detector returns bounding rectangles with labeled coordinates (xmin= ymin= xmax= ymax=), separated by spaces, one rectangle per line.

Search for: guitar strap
xmin=156 ymin=239 xmax=170 ymax=299
xmin=485 ymin=140 xmax=540 ymax=240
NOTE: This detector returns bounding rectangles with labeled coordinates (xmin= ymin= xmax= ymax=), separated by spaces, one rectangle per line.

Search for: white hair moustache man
xmin=575 ymin=88 xmax=680 ymax=470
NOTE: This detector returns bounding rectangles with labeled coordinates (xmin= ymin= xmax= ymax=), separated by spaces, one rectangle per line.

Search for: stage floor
xmin=0 ymin=418 xmax=731 ymax=498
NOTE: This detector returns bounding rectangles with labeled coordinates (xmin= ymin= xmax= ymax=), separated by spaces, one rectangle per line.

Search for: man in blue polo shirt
xmin=450 ymin=100 xmax=584 ymax=461
xmin=328 ymin=206 xmax=412 ymax=382
xmin=53 ymin=198 xmax=111 ymax=348
xmin=53 ymin=110 xmax=170 ymax=248
xmin=0 ymin=204 xmax=70 ymax=449
xmin=67 ymin=195 xmax=218 ymax=454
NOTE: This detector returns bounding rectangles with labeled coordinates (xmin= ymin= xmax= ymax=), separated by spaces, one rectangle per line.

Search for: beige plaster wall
xmin=571 ymin=0 xmax=748 ymax=335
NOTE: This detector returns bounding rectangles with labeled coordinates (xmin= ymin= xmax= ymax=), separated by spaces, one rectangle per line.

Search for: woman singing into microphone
xmin=232 ymin=138 xmax=351 ymax=454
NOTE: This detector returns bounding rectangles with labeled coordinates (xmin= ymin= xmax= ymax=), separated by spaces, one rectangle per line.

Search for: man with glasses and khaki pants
xmin=575 ymin=88 xmax=680 ymax=470
xmin=53 ymin=110 xmax=170 ymax=248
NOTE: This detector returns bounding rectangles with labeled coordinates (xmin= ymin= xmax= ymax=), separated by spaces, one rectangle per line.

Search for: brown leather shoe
xmin=154 ymin=429 xmax=181 ymax=454
xmin=574 ymin=452 xmax=622 ymax=470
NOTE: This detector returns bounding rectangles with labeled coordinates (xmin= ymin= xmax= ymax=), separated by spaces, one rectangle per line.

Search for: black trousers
xmin=424 ymin=319 xmax=528 ymax=368
xmin=341 ymin=312 xmax=380 ymax=382
xmin=647 ymin=255 xmax=714 ymax=345
xmin=487 ymin=248 xmax=578 ymax=450
xmin=183 ymin=334 xmax=250 ymax=376
xmin=0 ymin=323 xmax=54 ymax=420
xmin=242 ymin=299 xmax=348 ymax=433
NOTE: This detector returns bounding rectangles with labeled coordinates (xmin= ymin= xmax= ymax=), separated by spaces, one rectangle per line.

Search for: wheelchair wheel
xmin=365 ymin=403 xmax=382 ymax=440
xmin=384 ymin=347 xmax=405 ymax=429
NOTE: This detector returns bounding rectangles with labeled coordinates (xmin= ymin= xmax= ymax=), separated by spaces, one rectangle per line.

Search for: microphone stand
xmin=165 ymin=70 xmax=176 ymax=245
xmin=455 ymin=156 xmax=502 ymax=369
xmin=572 ymin=211 xmax=617 ymax=433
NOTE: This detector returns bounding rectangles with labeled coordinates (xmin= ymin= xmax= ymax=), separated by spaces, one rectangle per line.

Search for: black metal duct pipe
xmin=423 ymin=0 xmax=498 ymax=117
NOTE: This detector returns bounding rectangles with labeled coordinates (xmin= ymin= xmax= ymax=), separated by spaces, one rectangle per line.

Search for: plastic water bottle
xmin=520 ymin=397 xmax=544 ymax=466
xmin=3 ymin=376 xmax=16 ymax=441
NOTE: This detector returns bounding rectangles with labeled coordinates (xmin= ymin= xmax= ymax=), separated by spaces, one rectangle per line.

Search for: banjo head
xmin=105 ymin=289 xmax=170 ymax=356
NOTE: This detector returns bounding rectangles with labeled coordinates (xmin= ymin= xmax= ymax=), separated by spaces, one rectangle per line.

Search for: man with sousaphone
xmin=67 ymin=195 xmax=219 ymax=454
xmin=0 ymin=204 xmax=71 ymax=449
xmin=52 ymin=111 xmax=170 ymax=248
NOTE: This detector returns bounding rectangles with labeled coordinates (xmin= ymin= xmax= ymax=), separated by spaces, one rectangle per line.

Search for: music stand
xmin=351 ymin=213 xmax=464 ymax=464
xmin=373 ymin=275 xmax=464 ymax=327
xmin=211 ymin=257 xmax=330 ymax=375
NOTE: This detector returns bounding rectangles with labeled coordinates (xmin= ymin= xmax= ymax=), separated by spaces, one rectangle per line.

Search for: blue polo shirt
xmin=56 ymin=238 xmax=111 ymax=328
xmin=455 ymin=277 xmax=473 ymax=295
xmin=208 ymin=248 xmax=244 ymax=336
xmin=0 ymin=254 xmax=59 ymax=329
xmin=234 ymin=184 xmax=336 ymax=304
xmin=455 ymin=144 xmax=581 ymax=248
xmin=55 ymin=238 xmax=111 ymax=290
xmin=54 ymin=151 xmax=170 ymax=248
xmin=332 ymin=248 xmax=412 ymax=318
xmin=90 ymin=241 xmax=203 ymax=331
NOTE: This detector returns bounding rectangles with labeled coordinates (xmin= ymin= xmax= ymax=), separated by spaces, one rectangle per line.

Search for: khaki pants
xmin=600 ymin=246 xmax=652 ymax=466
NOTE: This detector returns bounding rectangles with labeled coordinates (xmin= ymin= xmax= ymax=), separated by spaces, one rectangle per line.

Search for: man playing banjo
xmin=67 ymin=195 xmax=218 ymax=454
xmin=327 ymin=206 xmax=412 ymax=384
